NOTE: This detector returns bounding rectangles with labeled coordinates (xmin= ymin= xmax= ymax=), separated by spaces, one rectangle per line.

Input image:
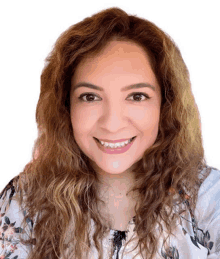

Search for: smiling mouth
xmin=93 ymin=136 xmax=137 ymax=148
xmin=94 ymin=136 xmax=136 ymax=144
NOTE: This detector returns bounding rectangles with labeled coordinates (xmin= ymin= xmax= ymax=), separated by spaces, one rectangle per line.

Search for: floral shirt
xmin=1 ymin=166 xmax=220 ymax=258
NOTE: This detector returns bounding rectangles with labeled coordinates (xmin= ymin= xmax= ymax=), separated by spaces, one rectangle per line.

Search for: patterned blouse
xmin=0 ymin=166 xmax=220 ymax=258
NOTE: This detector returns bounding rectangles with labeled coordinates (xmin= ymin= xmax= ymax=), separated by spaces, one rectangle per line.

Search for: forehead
xmin=72 ymin=41 xmax=159 ymax=90
xmin=77 ymin=40 xmax=152 ymax=69
xmin=89 ymin=40 xmax=150 ymax=60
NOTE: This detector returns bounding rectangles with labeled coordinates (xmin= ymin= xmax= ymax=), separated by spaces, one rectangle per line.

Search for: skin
xmin=70 ymin=40 xmax=161 ymax=198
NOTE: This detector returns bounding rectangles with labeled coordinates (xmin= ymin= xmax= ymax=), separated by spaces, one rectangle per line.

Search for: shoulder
xmin=197 ymin=166 xmax=220 ymax=211
xmin=195 ymin=166 xmax=220 ymax=220
xmin=0 ymin=175 xmax=20 ymax=206
xmin=198 ymin=166 xmax=220 ymax=196
xmin=0 ymin=175 xmax=33 ymax=258
xmin=0 ymin=174 xmax=32 ymax=226
xmin=194 ymin=166 xmax=220 ymax=257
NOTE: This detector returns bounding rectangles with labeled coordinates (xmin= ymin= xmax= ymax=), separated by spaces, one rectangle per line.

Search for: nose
xmin=99 ymin=101 xmax=129 ymax=132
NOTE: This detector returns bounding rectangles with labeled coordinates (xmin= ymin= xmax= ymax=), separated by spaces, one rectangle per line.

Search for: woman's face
xmin=70 ymin=40 xmax=161 ymax=179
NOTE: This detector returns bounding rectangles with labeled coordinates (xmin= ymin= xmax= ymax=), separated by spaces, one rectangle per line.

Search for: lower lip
xmin=94 ymin=137 xmax=136 ymax=154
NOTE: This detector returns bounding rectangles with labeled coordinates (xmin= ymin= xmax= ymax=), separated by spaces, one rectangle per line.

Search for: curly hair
xmin=13 ymin=7 xmax=212 ymax=259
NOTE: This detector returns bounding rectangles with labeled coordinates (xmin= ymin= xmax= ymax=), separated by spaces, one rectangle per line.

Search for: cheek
xmin=139 ymin=110 xmax=160 ymax=143
xmin=133 ymin=106 xmax=160 ymax=129
xmin=71 ymin=106 xmax=98 ymax=128
xmin=142 ymin=121 xmax=160 ymax=141
xmin=70 ymin=107 xmax=93 ymax=133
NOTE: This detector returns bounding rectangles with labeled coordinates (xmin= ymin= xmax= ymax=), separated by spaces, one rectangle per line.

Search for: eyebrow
xmin=72 ymin=82 xmax=156 ymax=92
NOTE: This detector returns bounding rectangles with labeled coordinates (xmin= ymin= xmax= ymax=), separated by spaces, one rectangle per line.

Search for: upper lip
xmin=94 ymin=137 xmax=135 ymax=143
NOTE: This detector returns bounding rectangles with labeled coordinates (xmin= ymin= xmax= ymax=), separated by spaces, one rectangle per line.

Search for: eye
xmin=78 ymin=93 xmax=100 ymax=102
xmin=78 ymin=92 xmax=151 ymax=103
xmin=127 ymin=92 xmax=151 ymax=102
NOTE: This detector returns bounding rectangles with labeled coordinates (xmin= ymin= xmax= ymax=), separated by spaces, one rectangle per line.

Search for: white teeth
xmin=99 ymin=138 xmax=133 ymax=148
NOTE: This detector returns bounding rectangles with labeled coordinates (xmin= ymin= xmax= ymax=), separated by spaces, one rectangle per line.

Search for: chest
xmin=99 ymin=192 xmax=137 ymax=231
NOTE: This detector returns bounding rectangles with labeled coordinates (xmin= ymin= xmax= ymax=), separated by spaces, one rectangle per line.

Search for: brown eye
xmin=78 ymin=93 xmax=100 ymax=102
xmin=127 ymin=92 xmax=151 ymax=102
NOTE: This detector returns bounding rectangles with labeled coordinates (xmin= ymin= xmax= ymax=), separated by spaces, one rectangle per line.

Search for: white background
xmin=0 ymin=0 xmax=219 ymax=191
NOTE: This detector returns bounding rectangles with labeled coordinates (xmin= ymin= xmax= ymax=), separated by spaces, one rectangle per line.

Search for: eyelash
xmin=78 ymin=92 xmax=151 ymax=103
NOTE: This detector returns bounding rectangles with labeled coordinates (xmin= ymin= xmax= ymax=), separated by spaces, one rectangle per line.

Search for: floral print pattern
xmin=0 ymin=215 xmax=24 ymax=258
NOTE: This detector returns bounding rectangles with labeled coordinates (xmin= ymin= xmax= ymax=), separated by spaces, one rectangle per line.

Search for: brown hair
xmin=14 ymin=7 xmax=211 ymax=258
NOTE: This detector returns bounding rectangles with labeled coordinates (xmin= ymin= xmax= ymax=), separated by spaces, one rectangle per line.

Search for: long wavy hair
xmin=13 ymin=7 xmax=212 ymax=259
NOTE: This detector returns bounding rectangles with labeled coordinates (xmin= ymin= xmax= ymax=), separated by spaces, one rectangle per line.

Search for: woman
xmin=0 ymin=7 xmax=219 ymax=259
